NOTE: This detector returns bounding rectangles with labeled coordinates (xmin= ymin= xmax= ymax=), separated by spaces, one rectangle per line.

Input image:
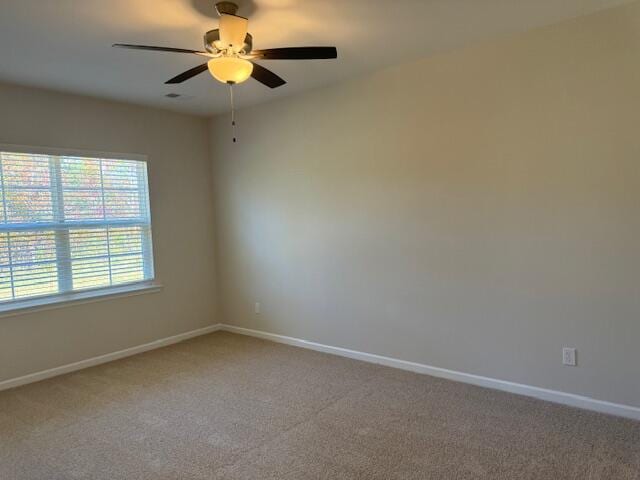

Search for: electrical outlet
xmin=563 ymin=347 xmax=577 ymax=366
xmin=254 ymin=302 xmax=261 ymax=314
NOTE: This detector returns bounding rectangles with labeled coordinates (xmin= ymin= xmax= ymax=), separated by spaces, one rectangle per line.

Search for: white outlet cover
xmin=563 ymin=347 xmax=577 ymax=366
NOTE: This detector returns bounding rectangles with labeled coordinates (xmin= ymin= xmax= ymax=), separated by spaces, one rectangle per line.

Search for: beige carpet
xmin=0 ymin=331 xmax=638 ymax=479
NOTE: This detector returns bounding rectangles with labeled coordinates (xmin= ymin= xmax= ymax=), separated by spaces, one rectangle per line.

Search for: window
xmin=0 ymin=147 xmax=154 ymax=306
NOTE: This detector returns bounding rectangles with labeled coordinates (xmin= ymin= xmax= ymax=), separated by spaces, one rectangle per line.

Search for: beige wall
xmin=210 ymin=3 xmax=640 ymax=407
xmin=0 ymin=82 xmax=218 ymax=382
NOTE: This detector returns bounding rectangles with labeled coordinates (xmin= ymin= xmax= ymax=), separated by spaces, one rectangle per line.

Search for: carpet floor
xmin=0 ymin=331 xmax=638 ymax=479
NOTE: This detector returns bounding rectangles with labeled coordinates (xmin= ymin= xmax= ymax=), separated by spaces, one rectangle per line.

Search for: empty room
xmin=0 ymin=0 xmax=639 ymax=478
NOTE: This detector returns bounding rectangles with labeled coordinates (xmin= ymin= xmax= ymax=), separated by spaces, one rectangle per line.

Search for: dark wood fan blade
xmin=251 ymin=62 xmax=286 ymax=88
xmin=250 ymin=47 xmax=337 ymax=60
xmin=165 ymin=63 xmax=209 ymax=84
xmin=113 ymin=44 xmax=209 ymax=56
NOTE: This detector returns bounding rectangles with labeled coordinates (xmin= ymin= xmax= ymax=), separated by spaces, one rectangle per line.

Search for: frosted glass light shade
xmin=208 ymin=57 xmax=253 ymax=84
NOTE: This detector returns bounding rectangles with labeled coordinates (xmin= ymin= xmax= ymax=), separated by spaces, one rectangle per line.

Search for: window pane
xmin=104 ymin=191 xmax=141 ymax=219
xmin=69 ymin=228 xmax=110 ymax=290
xmin=111 ymin=254 xmax=144 ymax=284
xmin=67 ymin=226 xmax=149 ymax=290
xmin=0 ymin=153 xmax=54 ymax=224
xmin=63 ymin=190 xmax=104 ymax=221
xmin=10 ymin=231 xmax=57 ymax=264
xmin=109 ymin=226 xmax=143 ymax=254
xmin=8 ymin=231 xmax=58 ymax=299
xmin=5 ymin=190 xmax=54 ymax=223
xmin=69 ymin=228 xmax=109 ymax=258
xmin=61 ymin=157 xmax=103 ymax=222
xmin=60 ymin=157 xmax=101 ymax=189
xmin=12 ymin=262 xmax=58 ymax=298
xmin=72 ymin=258 xmax=111 ymax=290
xmin=2 ymin=153 xmax=51 ymax=188
xmin=109 ymin=226 xmax=149 ymax=284
xmin=102 ymin=160 xmax=140 ymax=189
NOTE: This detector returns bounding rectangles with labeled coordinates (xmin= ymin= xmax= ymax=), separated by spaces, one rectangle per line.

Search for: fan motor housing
xmin=204 ymin=29 xmax=253 ymax=54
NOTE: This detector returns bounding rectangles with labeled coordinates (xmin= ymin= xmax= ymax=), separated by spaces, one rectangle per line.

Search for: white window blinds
xmin=0 ymin=150 xmax=154 ymax=303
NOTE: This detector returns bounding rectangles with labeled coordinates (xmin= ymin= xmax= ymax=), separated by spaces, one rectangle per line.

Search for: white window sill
xmin=0 ymin=282 xmax=163 ymax=318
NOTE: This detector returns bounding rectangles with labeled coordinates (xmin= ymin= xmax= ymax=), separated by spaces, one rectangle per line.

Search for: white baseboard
xmin=220 ymin=324 xmax=640 ymax=421
xmin=3 ymin=322 xmax=638 ymax=421
xmin=0 ymin=323 xmax=222 ymax=392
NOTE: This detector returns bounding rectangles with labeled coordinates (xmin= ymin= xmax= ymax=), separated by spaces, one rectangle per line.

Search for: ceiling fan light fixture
xmin=114 ymin=0 xmax=336 ymax=91
xmin=207 ymin=57 xmax=253 ymax=84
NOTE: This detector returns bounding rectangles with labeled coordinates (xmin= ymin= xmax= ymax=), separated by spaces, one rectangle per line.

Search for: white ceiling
xmin=0 ymin=0 xmax=632 ymax=116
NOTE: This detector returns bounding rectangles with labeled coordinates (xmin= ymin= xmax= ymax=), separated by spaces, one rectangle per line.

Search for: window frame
xmin=0 ymin=143 xmax=160 ymax=314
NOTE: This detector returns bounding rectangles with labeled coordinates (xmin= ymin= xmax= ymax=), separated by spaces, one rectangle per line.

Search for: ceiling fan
xmin=112 ymin=1 xmax=338 ymax=89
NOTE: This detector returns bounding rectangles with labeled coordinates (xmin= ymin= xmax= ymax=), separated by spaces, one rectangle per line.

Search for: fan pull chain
xmin=229 ymin=83 xmax=237 ymax=143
